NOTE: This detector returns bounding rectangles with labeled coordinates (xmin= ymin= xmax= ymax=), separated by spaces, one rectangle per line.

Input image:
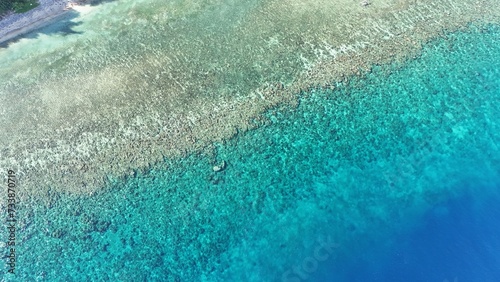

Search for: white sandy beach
xmin=0 ymin=0 xmax=77 ymax=45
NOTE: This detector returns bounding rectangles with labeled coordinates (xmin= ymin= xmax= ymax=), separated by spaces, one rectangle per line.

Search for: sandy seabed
xmin=0 ymin=0 xmax=499 ymax=203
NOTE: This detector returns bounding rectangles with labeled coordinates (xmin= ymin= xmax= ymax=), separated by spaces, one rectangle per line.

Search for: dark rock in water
xmin=212 ymin=160 xmax=227 ymax=172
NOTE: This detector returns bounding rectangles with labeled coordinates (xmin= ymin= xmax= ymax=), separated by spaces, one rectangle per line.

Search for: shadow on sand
xmin=0 ymin=0 xmax=118 ymax=48
xmin=0 ymin=10 xmax=82 ymax=48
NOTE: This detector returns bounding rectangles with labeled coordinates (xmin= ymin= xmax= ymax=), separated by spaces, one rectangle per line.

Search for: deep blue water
xmin=384 ymin=187 xmax=500 ymax=282
xmin=4 ymin=24 xmax=500 ymax=281
xmin=313 ymin=185 xmax=500 ymax=282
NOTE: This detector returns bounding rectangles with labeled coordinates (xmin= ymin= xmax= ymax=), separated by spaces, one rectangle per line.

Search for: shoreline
xmin=0 ymin=0 xmax=78 ymax=45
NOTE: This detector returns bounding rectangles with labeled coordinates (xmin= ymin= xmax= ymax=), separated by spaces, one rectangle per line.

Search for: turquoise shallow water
xmin=4 ymin=24 xmax=500 ymax=281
